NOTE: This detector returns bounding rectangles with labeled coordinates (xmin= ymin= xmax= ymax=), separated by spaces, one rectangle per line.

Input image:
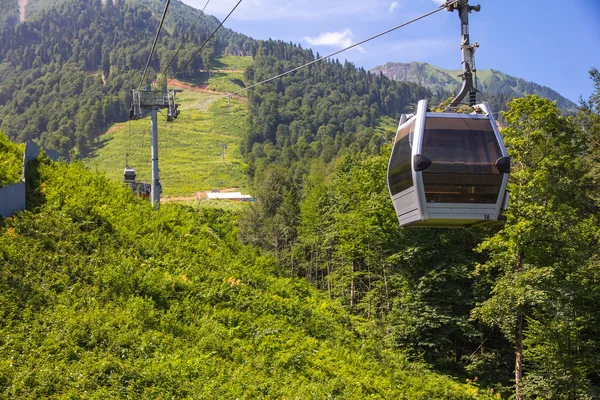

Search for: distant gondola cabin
xmin=123 ymin=168 xmax=137 ymax=183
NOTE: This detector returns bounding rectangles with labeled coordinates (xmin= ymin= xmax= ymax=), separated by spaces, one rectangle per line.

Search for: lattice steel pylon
xmin=129 ymin=88 xmax=181 ymax=209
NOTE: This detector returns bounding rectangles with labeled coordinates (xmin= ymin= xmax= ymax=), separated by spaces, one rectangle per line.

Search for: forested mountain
xmin=371 ymin=61 xmax=578 ymax=112
xmin=242 ymin=41 xmax=443 ymax=182
xmin=0 ymin=0 xmax=19 ymax=31
xmin=0 ymin=0 xmax=253 ymax=155
xmin=0 ymin=0 xmax=441 ymax=159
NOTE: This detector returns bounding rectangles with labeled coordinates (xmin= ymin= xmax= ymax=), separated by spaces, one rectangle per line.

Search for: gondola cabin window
xmin=388 ymin=121 xmax=415 ymax=195
xmin=421 ymin=117 xmax=503 ymax=204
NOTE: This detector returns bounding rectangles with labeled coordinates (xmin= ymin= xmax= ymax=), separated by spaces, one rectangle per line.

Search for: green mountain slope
xmin=0 ymin=0 xmax=252 ymax=155
xmin=241 ymin=42 xmax=440 ymax=181
xmin=0 ymin=0 xmax=19 ymax=31
xmin=23 ymin=0 xmax=222 ymax=33
xmin=0 ymin=134 xmax=490 ymax=398
xmin=371 ymin=61 xmax=578 ymax=111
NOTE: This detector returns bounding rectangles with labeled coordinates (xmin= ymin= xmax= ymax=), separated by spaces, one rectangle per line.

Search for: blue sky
xmin=181 ymin=0 xmax=600 ymax=103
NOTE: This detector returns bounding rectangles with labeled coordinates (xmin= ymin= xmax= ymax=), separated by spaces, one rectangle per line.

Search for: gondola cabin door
xmin=387 ymin=100 xmax=510 ymax=228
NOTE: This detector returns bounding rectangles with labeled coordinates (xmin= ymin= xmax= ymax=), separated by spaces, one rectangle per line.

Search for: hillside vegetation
xmin=85 ymin=46 xmax=419 ymax=196
xmin=0 ymin=0 xmax=251 ymax=155
xmin=1 ymin=0 xmax=599 ymax=396
xmin=0 ymin=129 xmax=23 ymax=186
xmin=0 ymin=0 xmax=19 ymax=31
xmin=242 ymin=41 xmax=441 ymax=185
xmin=239 ymin=68 xmax=600 ymax=398
xmin=85 ymin=58 xmax=251 ymax=196
xmin=0 ymin=134 xmax=490 ymax=398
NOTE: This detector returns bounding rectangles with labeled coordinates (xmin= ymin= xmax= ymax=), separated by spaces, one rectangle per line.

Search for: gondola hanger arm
xmin=445 ymin=0 xmax=481 ymax=111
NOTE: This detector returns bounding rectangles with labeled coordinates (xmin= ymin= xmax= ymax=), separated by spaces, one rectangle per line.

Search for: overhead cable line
xmin=161 ymin=0 xmax=212 ymax=77
xmin=138 ymin=0 xmax=172 ymax=90
xmin=207 ymin=0 xmax=458 ymax=104
xmin=169 ymin=0 xmax=243 ymax=84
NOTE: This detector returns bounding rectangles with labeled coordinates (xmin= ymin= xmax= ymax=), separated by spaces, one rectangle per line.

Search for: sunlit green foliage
xmin=285 ymin=151 xmax=511 ymax=386
xmin=0 ymin=152 xmax=491 ymax=398
xmin=472 ymin=95 xmax=600 ymax=398
xmin=240 ymin=81 xmax=600 ymax=398
xmin=2 ymin=0 xmax=599 ymax=396
xmin=579 ymin=68 xmax=600 ymax=206
xmin=0 ymin=129 xmax=23 ymax=186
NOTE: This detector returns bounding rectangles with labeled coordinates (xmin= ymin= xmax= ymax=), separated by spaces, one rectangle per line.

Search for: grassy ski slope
xmin=86 ymin=58 xmax=252 ymax=198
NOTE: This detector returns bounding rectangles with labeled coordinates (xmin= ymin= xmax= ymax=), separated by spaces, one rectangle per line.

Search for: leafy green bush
xmin=0 ymin=130 xmax=24 ymax=186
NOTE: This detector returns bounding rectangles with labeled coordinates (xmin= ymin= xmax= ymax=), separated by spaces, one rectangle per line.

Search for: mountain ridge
xmin=371 ymin=61 xmax=578 ymax=111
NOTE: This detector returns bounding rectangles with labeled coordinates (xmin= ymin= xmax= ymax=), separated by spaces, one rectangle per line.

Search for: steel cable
xmin=138 ymin=0 xmax=172 ymax=90
xmin=168 ymin=0 xmax=243 ymax=85
xmin=203 ymin=0 xmax=459 ymax=106
xmin=161 ymin=0 xmax=212 ymax=78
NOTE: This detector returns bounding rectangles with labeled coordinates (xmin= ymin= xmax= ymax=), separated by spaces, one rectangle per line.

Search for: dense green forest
xmin=0 ymin=0 xmax=438 ymax=159
xmin=0 ymin=136 xmax=492 ymax=398
xmin=239 ymin=71 xmax=600 ymax=397
xmin=242 ymin=40 xmax=442 ymax=182
xmin=0 ymin=0 xmax=252 ymax=155
xmin=0 ymin=0 xmax=19 ymax=32
xmin=2 ymin=74 xmax=597 ymax=397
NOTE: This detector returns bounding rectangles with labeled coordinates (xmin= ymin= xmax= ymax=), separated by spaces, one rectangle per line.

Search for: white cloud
xmin=431 ymin=0 xmax=446 ymax=5
xmin=388 ymin=1 xmax=399 ymax=13
xmin=304 ymin=29 xmax=352 ymax=48
xmin=303 ymin=29 xmax=365 ymax=52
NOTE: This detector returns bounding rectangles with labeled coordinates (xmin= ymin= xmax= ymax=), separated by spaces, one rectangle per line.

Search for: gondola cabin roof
xmin=387 ymin=99 xmax=510 ymax=228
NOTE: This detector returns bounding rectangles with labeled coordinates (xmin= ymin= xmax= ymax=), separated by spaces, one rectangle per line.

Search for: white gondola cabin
xmin=123 ymin=167 xmax=137 ymax=183
xmin=387 ymin=100 xmax=510 ymax=228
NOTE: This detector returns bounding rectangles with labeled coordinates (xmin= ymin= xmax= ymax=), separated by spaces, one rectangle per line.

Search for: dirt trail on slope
xmin=168 ymin=80 xmax=247 ymax=102
xmin=18 ymin=0 xmax=27 ymax=22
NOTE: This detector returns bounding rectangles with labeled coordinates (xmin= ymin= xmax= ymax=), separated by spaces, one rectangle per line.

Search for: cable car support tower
xmin=129 ymin=88 xmax=181 ymax=209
